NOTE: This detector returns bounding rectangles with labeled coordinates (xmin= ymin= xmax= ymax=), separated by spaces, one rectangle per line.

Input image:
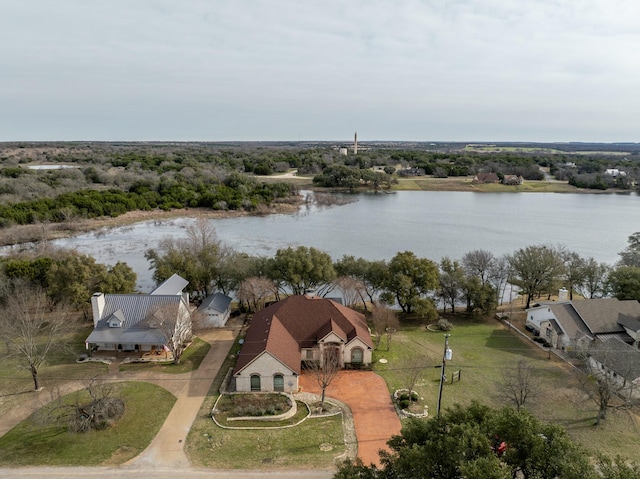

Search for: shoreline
xmin=0 ymin=182 xmax=634 ymax=248
xmin=0 ymin=198 xmax=302 ymax=248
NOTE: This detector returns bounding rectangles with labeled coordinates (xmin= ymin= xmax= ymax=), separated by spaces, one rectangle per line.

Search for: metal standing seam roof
xmin=86 ymin=294 xmax=185 ymax=346
xmin=150 ymin=273 xmax=189 ymax=295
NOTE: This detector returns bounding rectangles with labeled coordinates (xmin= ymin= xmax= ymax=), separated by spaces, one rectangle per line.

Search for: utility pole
xmin=436 ymin=333 xmax=452 ymax=418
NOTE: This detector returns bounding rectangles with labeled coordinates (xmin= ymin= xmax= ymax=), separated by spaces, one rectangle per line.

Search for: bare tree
xmin=306 ymin=346 xmax=341 ymax=410
xmin=462 ymin=249 xmax=495 ymax=286
xmin=334 ymin=276 xmax=366 ymax=309
xmin=581 ymin=339 xmax=640 ymax=425
xmin=0 ymin=283 xmax=76 ymax=391
xmin=489 ymin=255 xmax=511 ymax=305
xmin=399 ymin=355 xmax=430 ymax=394
xmin=370 ymin=302 xmax=399 ymax=350
xmin=576 ymin=258 xmax=610 ymax=299
xmin=498 ymin=360 xmax=539 ymax=411
xmin=146 ymin=218 xmax=222 ymax=298
xmin=146 ymin=300 xmax=193 ymax=365
xmin=36 ymin=377 xmax=124 ymax=433
xmin=236 ymin=276 xmax=278 ymax=312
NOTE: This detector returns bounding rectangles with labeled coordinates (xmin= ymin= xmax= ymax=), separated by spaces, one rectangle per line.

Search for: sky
xmin=1 ymin=0 xmax=639 ymax=143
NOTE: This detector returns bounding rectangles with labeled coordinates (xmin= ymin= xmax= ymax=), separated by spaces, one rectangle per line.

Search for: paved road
xmin=0 ymin=467 xmax=334 ymax=478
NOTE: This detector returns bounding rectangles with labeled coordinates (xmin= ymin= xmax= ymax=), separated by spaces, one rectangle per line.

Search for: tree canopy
xmin=382 ymin=251 xmax=439 ymax=315
xmin=508 ymin=245 xmax=565 ymax=309
xmin=335 ymin=402 xmax=605 ymax=479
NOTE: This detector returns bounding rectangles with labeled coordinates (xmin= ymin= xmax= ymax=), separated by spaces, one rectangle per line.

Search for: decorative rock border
xmin=212 ymin=392 xmax=310 ymax=429
xmin=393 ymin=389 xmax=429 ymax=419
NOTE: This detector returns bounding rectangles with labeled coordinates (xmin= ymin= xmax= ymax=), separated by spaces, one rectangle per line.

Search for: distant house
xmin=502 ymin=175 xmax=524 ymax=185
xmin=472 ymin=172 xmax=499 ymax=183
xmin=588 ymin=338 xmax=640 ymax=397
xmin=86 ymin=274 xmax=191 ymax=355
xmin=197 ymin=292 xmax=232 ymax=328
xmin=525 ymin=298 xmax=640 ymax=351
xmin=605 ymin=168 xmax=626 ymax=178
xmin=233 ymin=295 xmax=373 ymax=393
xmin=398 ymin=167 xmax=424 ymax=177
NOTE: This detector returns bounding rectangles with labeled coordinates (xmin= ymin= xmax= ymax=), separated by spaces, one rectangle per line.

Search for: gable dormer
xmin=107 ymin=309 xmax=126 ymax=328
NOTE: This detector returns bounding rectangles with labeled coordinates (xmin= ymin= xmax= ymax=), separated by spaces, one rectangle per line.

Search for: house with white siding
xmin=525 ymin=298 xmax=640 ymax=352
xmin=86 ymin=274 xmax=191 ymax=355
xmin=196 ymin=292 xmax=232 ymax=328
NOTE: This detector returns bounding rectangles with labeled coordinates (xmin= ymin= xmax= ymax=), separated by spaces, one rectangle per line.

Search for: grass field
xmin=0 ymin=322 xmax=108 ymax=418
xmin=0 ymin=381 xmax=176 ymax=466
xmin=394 ymin=177 xmax=580 ymax=193
xmin=372 ymin=316 xmax=640 ymax=460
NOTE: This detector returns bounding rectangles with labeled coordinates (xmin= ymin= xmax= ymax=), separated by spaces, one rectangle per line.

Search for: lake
xmin=46 ymin=191 xmax=639 ymax=292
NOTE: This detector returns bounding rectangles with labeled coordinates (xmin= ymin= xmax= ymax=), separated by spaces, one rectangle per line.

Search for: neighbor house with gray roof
xmin=233 ymin=294 xmax=374 ymax=393
xmin=526 ymin=298 xmax=640 ymax=352
xmin=86 ymin=274 xmax=191 ymax=356
xmin=197 ymin=292 xmax=232 ymax=328
xmin=588 ymin=338 xmax=640 ymax=398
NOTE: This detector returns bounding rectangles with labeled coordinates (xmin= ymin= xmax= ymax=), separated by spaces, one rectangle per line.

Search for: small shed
xmin=197 ymin=292 xmax=233 ymax=328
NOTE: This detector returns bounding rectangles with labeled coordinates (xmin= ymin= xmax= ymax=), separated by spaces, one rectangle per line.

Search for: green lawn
xmin=0 ymin=381 xmax=176 ymax=466
xmin=373 ymin=317 xmax=640 ymax=460
xmin=0 ymin=322 xmax=108 ymax=417
xmin=189 ymin=411 xmax=344 ymax=469
xmin=118 ymin=337 xmax=211 ymax=374
xmin=186 ymin=334 xmax=346 ymax=469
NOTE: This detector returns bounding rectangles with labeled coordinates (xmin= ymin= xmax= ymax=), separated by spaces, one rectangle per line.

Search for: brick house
xmin=233 ymin=295 xmax=373 ymax=393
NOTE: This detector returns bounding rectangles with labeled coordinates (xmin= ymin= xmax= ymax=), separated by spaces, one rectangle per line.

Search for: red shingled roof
xmin=234 ymin=295 xmax=373 ymax=375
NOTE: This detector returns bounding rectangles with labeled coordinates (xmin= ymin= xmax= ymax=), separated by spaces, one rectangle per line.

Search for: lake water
xmin=44 ymin=191 xmax=640 ymax=292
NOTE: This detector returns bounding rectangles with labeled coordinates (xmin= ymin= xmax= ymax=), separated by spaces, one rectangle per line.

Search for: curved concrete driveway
xmin=300 ymin=370 xmax=402 ymax=467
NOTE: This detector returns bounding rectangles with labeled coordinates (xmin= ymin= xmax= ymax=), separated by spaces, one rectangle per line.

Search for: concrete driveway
xmin=300 ymin=370 xmax=402 ymax=467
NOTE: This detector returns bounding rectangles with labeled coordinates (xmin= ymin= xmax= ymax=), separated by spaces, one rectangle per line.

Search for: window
xmin=273 ymin=374 xmax=284 ymax=392
xmin=250 ymin=374 xmax=261 ymax=392
xmin=351 ymin=348 xmax=363 ymax=364
xmin=305 ymin=349 xmax=314 ymax=359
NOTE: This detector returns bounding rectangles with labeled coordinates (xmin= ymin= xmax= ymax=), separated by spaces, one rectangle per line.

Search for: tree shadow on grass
xmin=485 ymin=330 xmax=514 ymax=349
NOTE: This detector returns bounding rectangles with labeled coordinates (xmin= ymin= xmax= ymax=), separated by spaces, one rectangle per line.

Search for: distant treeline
xmin=1 ymin=143 xmax=639 ymax=211
xmin=0 ymin=173 xmax=296 ymax=226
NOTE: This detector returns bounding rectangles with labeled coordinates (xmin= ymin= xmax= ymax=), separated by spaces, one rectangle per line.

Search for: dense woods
xmin=1 ymin=141 xmax=639 ymax=226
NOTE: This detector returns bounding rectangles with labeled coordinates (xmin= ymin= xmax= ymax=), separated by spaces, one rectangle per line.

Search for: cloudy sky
xmin=1 ymin=0 xmax=639 ymax=142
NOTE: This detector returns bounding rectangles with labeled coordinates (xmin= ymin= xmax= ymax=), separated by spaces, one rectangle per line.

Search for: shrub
xmin=437 ymin=318 xmax=453 ymax=331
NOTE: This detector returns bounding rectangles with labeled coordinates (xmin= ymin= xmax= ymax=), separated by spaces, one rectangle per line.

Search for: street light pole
xmin=436 ymin=333 xmax=451 ymax=418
